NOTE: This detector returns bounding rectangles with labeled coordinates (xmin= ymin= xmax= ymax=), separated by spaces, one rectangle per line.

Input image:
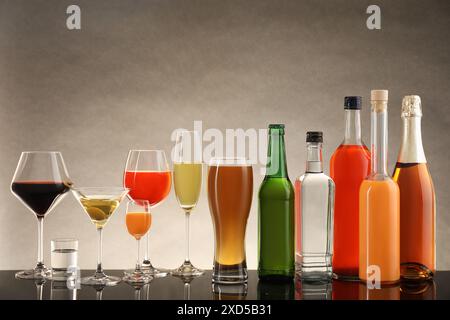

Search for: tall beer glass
xmin=207 ymin=157 xmax=253 ymax=284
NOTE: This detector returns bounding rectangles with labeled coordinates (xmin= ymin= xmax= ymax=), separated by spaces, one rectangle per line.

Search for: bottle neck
xmin=266 ymin=130 xmax=288 ymax=178
xmin=306 ymin=142 xmax=323 ymax=173
xmin=397 ymin=116 xmax=426 ymax=164
xmin=343 ymin=109 xmax=362 ymax=144
xmin=370 ymin=101 xmax=388 ymax=177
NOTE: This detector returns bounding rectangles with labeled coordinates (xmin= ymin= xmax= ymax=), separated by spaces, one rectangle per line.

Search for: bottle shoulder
xmin=360 ymin=176 xmax=399 ymax=192
xmin=331 ymin=144 xmax=370 ymax=160
xmin=259 ymin=177 xmax=294 ymax=198
xmin=297 ymin=172 xmax=334 ymax=186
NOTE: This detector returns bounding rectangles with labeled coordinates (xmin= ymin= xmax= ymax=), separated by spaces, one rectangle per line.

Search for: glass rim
xmin=127 ymin=199 xmax=150 ymax=205
xmin=21 ymin=151 xmax=63 ymax=154
xmin=127 ymin=149 xmax=166 ymax=153
xmin=208 ymin=157 xmax=251 ymax=166
xmin=72 ymin=186 xmax=129 ymax=192
xmin=51 ymin=238 xmax=78 ymax=243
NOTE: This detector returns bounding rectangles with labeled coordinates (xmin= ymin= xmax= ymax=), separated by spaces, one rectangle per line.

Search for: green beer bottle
xmin=258 ymin=124 xmax=295 ymax=280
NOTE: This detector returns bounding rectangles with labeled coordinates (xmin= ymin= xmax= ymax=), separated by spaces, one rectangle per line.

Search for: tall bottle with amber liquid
xmin=330 ymin=96 xmax=370 ymax=280
xmin=393 ymin=95 xmax=435 ymax=281
xmin=359 ymin=90 xmax=400 ymax=284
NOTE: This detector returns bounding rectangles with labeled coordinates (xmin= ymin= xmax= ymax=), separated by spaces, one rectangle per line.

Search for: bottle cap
xmin=402 ymin=95 xmax=422 ymax=118
xmin=306 ymin=131 xmax=323 ymax=143
xmin=268 ymin=124 xmax=285 ymax=134
xmin=344 ymin=96 xmax=362 ymax=110
xmin=371 ymin=90 xmax=388 ymax=101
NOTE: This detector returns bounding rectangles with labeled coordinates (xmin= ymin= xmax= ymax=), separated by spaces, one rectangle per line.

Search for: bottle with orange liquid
xmin=359 ymin=90 xmax=400 ymax=285
xmin=330 ymin=96 xmax=370 ymax=280
xmin=393 ymin=95 xmax=435 ymax=281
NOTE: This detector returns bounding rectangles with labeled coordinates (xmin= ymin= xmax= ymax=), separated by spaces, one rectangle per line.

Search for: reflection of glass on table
xmin=212 ymin=283 xmax=248 ymax=300
xmin=295 ymin=280 xmax=332 ymax=300
xmin=50 ymin=280 xmax=77 ymax=300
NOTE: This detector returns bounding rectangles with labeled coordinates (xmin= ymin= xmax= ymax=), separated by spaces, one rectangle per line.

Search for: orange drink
xmin=359 ymin=179 xmax=400 ymax=283
xmin=126 ymin=212 xmax=152 ymax=240
xmin=123 ymin=200 xmax=153 ymax=284
xmin=359 ymin=90 xmax=400 ymax=285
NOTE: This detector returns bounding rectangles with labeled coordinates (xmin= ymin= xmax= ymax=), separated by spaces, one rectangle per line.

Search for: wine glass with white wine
xmin=172 ymin=130 xmax=204 ymax=278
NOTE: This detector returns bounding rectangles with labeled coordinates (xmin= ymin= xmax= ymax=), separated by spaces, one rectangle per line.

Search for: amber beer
xmin=208 ymin=158 xmax=253 ymax=284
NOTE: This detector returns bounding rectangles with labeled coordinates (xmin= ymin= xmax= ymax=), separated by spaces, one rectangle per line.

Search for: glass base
xmin=172 ymin=261 xmax=204 ymax=278
xmin=401 ymin=263 xmax=434 ymax=281
xmin=213 ymin=261 xmax=248 ymax=284
xmin=123 ymin=270 xmax=153 ymax=284
xmin=140 ymin=261 xmax=169 ymax=278
xmin=15 ymin=266 xmax=51 ymax=280
xmin=81 ymin=273 xmax=121 ymax=287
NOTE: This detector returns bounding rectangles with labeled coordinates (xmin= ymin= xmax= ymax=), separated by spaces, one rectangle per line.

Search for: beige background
xmin=0 ymin=0 xmax=448 ymax=270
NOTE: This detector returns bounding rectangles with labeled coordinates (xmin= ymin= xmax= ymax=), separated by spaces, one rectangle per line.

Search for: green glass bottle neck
xmin=266 ymin=130 xmax=288 ymax=178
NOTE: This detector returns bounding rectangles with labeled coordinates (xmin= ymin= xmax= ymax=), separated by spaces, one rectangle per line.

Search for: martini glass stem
xmin=185 ymin=211 xmax=191 ymax=263
xmin=36 ymin=217 xmax=44 ymax=269
xmin=96 ymin=228 xmax=104 ymax=275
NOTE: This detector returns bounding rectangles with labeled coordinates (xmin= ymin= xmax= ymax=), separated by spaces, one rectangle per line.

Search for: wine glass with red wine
xmin=11 ymin=151 xmax=72 ymax=280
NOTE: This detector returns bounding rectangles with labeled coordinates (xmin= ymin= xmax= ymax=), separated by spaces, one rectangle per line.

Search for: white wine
xmin=80 ymin=196 xmax=120 ymax=229
xmin=174 ymin=163 xmax=202 ymax=212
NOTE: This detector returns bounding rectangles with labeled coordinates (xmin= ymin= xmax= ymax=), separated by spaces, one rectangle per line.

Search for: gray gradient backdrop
xmin=0 ymin=0 xmax=449 ymax=270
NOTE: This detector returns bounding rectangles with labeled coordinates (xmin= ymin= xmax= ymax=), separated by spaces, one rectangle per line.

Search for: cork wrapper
xmin=402 ymin=95 xmax=422 ymax=117
xmin=371 ymin=101 xmax=387 ymax=113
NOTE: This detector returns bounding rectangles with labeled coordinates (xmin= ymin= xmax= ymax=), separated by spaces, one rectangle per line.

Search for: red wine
xmin=11 ymin=181 xmax=71 ymax=217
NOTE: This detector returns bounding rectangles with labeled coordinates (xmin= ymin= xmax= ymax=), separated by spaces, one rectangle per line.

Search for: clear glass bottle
xmin=295 ymin=131 xmax=335 ymax=282
xmin=393 ymin=95 xmax=435 ymax=281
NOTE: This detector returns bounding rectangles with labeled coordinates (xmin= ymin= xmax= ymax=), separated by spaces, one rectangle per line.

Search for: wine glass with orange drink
xmin=123 ymin=200 xmax=153 ymax=284
xmin=123 ymin=150 xmax=172 ymax=278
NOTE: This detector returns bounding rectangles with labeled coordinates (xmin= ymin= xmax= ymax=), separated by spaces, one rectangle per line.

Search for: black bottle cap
xmin=306 ymin=131 xmax=323 ymax=143
xmin=344 ymin=96 xmax=362 ymax=110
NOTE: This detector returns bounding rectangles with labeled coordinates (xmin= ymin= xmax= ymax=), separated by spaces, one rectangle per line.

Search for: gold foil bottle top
xmin=371 ymin=90 xmax=388 ymax=113
xmin=402 ymin=95 xmax=422 ymax=118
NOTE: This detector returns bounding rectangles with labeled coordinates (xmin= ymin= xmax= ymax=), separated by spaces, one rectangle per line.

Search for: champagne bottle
xmin=393 ymin=95 xmax=436 ymax=280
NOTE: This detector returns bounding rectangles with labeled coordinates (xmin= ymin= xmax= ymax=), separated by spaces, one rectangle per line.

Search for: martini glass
xmin=72 ymin=187 xmax=129 ymax=286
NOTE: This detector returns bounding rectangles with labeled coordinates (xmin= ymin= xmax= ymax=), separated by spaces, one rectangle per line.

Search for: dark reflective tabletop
xmin=0 ymin=270 xmax=448 ymax=300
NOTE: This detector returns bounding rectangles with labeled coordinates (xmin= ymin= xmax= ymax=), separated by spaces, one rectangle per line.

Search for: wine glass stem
xmin=96 ymin=228 xmax=103 ymax=274
xmin=136 ymin=239 xmax=141 ymax=271
xmin=37 ymin=217 xmax=44 ymax=268
xmin=185 ymin=211 xmax=190 ymax=263
xmin=143 ymin=232 xmax=153 ymax=267
xmin=184 ymin=282 xmax=191 ymax=300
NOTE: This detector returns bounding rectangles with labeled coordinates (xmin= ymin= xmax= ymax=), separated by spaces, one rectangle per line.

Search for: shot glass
xmin=51 ymin=239 xmax=78 ymax=281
